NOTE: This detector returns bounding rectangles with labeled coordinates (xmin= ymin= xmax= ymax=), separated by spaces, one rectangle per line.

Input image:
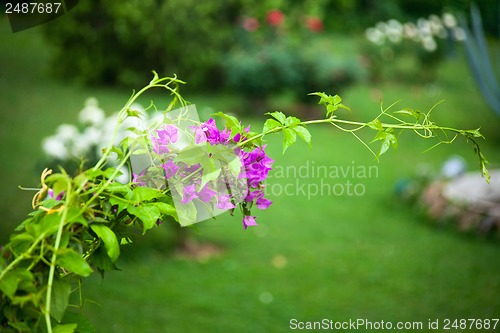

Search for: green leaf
xmin=40 ymin=213 xmax=63 ymax=236
xmin=199 ymin=157 xmax=221 ymax=189
xmin=367 ymin=119 xmax=383 ymax=131
xmin=309 ymin=92 xmax=349 ymax=117
xmin=66 ymin=208 xmax=88 ymax=227
xmin=126 ymin=108 xmax=142 ymax=118
xmin=0 ymin=268 xmax=33 ymax=299
xmin=57 ymin=249 xmax=93 ymax=277
xmin=394 ymin=108 xmax=421 ymax=120
xmin=131 ymin=148 xmax=150 ymax=155
xmin=101 ymin=146 xmax=125 ymax=161
xmin=90 ymin=224 xmax=120 ymax=262
xmin=61 ymin=312 xmax=96 ymax=333
xmin=9 ymin=233 xmax=34 ymax=254
xmin=51 ymin=277 xmax=72 ymax=323
xmin=265 ymin=111 xmax=286 ymax=124
xmin=74 ymin=173 xmax=89 ymax=189
xmin=371 ymin=129 xmax=397 ymax=156
xmin=97 ymin=167 xmax=116 ymax=179
xmin=176 ymin=201 xmax=197 ymax=226
xmin=7 ymin=322 xmax=31 ymax=331
xmin=46 ymin=173 xmax=70 ymax=196
xmin=89 ymin=245 xmax=117 ymax=277
xmin=154 ymin=202 xmax=178 ymax=221
xmin=208 ymin=144 xmax=242 ymax=178
xmin=109 ymin=196 xmax=131 ymax=214
xmin=393 ymin=109 xmax=414 ymax=117
xmin=106 ymin=182 xmax=132 ymax=195
xmin=126 ymin=186 xmax=163 ymax=204
xmin=212 ymin=112 xmax=242 ymax=132
xmin=285 ymin=116 xmax=301 ymax=126
xmin=262 ymin=118 xmax=282 ymax=134
xmin=53 ymin=323 xmax=78 ymax=333
xmin=127 ymin=204 xmax=161 ymax=233
xmin=226 ymin=156 xmax=242 ymax=178
xmin=83 ymin=168 xmax=106 ymax=180
xmin=293 ymin=126 xmax=312 ymax=148
xmin=282 ymin=128 xmax=297 ymax=154
xmin=326 ymin=104 xmax=337 ymax=117
xmin=308 ymin=92 xmax=330 ymax=105
xmin=174 ymin=146 xmax=207 ymax=165
xmin=309 ymin=92 xmax=341 ymax=105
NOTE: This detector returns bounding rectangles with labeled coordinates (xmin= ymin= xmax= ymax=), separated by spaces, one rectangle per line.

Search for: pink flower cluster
xmin=133 ymin=119 xmax=274 ymax=229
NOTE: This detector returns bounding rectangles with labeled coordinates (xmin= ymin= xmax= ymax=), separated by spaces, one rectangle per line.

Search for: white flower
xmin=101 ymin=113 xmax=119 ymax=144
xmin=55 ymin=124 xmax=79 ymax=141
xmin=429 ymin=14 xmax=446 ymax=38
xmin=118 ymin=114 xmax=147 ymax=142
xmin=422 ymin=36 xmax=437 ymax=52
xmin=452 ymin=27 xmax=466 ymax=41
xmin=366 ymin=27 xmax=385 ymax=45
xmin=82 ymin=126 xmax=102 ymax=146
xmin=79 ymin=97 xmax=105 ymax=126
xmin=385 ymin=20 xmax=403 ymax=43
xmin=442 ymin=12 xmax=457 ymax=28
xmin=403 ymin=22 xmax=419 ymax=40
xmin=42 ymin=136 xmax=69 ymax=160
xmin=72 ymin=127 xmax=102 ymax=157
xmin=417 ymin=18 xmax=432 ymax=36
xmin=388 ymin=19 xmax=403 ymax=32
xmin=376 ymin=22 xmax=388 ymax=34
xmin=386 ymin=30 xmax=402 ymax=43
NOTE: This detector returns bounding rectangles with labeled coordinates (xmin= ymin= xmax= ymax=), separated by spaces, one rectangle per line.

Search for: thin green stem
xmin=237 ymin=118 xmax=335 ymax=147
xmin=81 ymin=149 xmax=134 ymax=212
xmin=93 ymin=76 xmax=185 ymax=171
xmin=44 ymin=178 xmax=72 ymax=333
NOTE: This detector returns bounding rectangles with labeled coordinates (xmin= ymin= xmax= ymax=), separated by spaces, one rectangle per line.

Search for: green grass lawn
xmin=1 ymin=21 xmax=500 ymax=333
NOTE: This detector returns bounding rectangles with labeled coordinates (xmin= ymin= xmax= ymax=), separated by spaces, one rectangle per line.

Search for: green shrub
xmin=222 ymin=9 xmax=367 ymax=107
xmin=42 ymin=0 xmax=241 ymax=88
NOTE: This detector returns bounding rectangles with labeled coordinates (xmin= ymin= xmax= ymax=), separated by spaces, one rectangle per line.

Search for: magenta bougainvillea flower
xmin=132 ymin=171 xmax=147 ymax=186
xmin=239 ymin=145 xmax=274 ymax=188
xmin=135 ymin=118 xmax=274 ymax=229
xmin=192 ymin=118 xmax=232 ymax=145
xmin=197 ymin=184 xmax=218 ymax=203
xmin=181 ymin=184 xmax=198 ymax=204
xmin=161 ymin=159 xmax=180 ymax=179
xmin=216 ymin=194 xmax=236 ymax=210
xmin=256 ymin=196 xmax=272 ymax=210
xmin=47 ymin=189 xmax=64 ymax=201
xmin=242 ymin=215 xmax=258 ymax=229
xmin=151 ymin=124 xmax=178 ymax=154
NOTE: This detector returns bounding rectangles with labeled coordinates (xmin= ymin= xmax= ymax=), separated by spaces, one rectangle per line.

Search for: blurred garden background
xmin=1 ymin=0 xmax=500 ymax=332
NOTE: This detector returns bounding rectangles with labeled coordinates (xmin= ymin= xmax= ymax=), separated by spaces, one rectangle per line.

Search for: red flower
xmin=242 ymin=17 xmax=259 ymax=32
xmin=266 ymin=9 xmax=284 ymax=26
xmin=306 ymin=16 xmax=323 ymax=32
